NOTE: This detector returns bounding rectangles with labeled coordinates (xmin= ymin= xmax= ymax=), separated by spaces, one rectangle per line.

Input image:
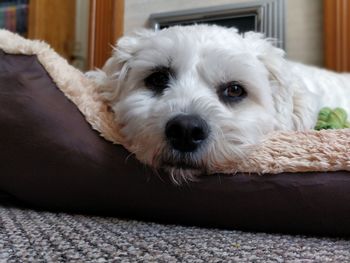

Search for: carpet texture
xmin=0 ymin=205 xmax=349 ymax=262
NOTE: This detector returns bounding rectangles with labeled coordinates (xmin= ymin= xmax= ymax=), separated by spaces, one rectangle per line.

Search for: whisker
xmin=125 ymin=151 xmax=135 ymax=163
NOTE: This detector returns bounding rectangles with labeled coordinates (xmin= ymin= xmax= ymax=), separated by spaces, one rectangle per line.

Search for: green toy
xmin=315 ymin=107 xmax=350 ymax=130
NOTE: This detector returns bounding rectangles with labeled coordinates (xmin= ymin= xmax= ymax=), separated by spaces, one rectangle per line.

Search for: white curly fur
xmin=87 ymin=25 xmax=350 ymax=181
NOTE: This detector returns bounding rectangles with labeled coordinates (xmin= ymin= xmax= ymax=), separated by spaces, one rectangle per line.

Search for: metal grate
xmin=149 ymin=0 xmax=285 ymax=49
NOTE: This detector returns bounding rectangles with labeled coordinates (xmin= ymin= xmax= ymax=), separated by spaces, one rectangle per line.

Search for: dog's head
xmin=93 ymin=25 xmax=293 ymax=182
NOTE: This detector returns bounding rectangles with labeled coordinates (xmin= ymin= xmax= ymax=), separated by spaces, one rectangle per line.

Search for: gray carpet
xmin=0 ymin=205 xmax=349 ymax=262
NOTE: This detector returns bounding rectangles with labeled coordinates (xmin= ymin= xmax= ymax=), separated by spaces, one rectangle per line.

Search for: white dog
xmin=88 ymin=25 xmax=350 ymax=182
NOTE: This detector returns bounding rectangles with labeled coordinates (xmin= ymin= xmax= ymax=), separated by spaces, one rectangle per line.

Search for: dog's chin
xmin=163 ymin=166 xmax=203 ymax=184
xmin=160 ymin=160 xmax=205 ymax=184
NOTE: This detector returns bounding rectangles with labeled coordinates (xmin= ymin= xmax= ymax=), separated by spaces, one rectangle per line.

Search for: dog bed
xmin=0 ymin=30 xmax=350 ymax=236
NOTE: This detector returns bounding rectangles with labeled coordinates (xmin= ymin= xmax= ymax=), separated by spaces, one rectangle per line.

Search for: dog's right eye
xmin=144 ymin=68 xmax=171 ymax=94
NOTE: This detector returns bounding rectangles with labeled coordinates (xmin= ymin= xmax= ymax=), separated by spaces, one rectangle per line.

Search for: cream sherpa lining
xmin=0 ymin=30 xmax=349 ymax=174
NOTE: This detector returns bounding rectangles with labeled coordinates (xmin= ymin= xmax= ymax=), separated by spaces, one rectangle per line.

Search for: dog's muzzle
xmin=165 ymin=114 xmax=209 ymax=153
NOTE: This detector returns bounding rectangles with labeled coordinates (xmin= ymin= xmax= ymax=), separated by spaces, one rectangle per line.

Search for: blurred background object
xmin=0 ymin=0 xmax=28 ymax=36
xmin=0 ymin=0 xmax=349 ymax=72
xmin=28 ymin=0 xmax=77 ymax=66
xmin=0 ymin=0 xmax=124 ymax=71
xmin=324 ymin=0 xmax=350 ymax=72
xmin=149 ymin=1 xmax=285 ymax=49
xmin=88 ymin=0 xmax=124 ymax=70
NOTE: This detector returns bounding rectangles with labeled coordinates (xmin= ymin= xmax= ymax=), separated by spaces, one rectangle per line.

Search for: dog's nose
xmin=165 ymin=114 xmax=209 ymax=152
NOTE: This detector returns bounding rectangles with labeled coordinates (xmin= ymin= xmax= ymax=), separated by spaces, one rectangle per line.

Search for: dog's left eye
xmin=144 ymin=68 xmax=171 ymax=94
xmin=219 ymin=81 xmax=247 ymax=102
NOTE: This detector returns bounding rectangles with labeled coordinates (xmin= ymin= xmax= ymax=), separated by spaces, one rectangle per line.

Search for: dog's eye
xmin=144 ymin=68 xmax=171 ymax=94
xmin=219 ymin=81 xmax=247 ymax=102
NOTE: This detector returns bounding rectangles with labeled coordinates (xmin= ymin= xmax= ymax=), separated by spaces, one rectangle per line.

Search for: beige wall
xmin=286 ymin=0 xmax=323 ymax=66
xmin=124 ymin=0 xmax=324 ymax=66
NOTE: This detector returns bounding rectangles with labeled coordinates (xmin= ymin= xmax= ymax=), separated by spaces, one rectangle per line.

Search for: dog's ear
xmin=243 ymin=32 xmax=308 ymax=130
xmin=86 ymin=29 xmax=155 ymax=101
xmin=243 ymin=32 xmax=286 ymax=82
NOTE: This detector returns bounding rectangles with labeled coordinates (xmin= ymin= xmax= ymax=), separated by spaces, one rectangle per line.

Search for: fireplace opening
xmin=149 ymin=0 xmax=285 ymax=49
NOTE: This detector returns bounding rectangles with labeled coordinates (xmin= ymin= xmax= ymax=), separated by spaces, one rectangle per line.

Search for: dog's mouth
xmin=160 ymin=151 xmax=202 ymax=170
xmin=161 ymin=162 xmax=204 ymax=184
xmin=159 ymin=153 xmax=207 ymax=183
xmin=161 ymin=160 xmax=200 ymax=170
xmin=156 ymin=148 xmax=209 ymax=183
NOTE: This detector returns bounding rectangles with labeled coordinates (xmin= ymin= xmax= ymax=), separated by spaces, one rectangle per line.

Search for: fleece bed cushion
xmin=0 ymin=54 xmax=350 ymax=236
xmin=0 ymin=35 xmax=350 ymax=237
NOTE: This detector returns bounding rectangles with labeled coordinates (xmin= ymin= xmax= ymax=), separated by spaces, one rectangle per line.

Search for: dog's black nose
xmin=165 ymin=114 xmax=209 ymax=152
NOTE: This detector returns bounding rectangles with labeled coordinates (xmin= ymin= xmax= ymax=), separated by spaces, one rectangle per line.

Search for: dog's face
xmin=97 ymin=25 xmax=290 ymax=182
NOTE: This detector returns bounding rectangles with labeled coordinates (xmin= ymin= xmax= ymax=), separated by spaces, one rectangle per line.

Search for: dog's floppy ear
xmin=243 ymin=32 xmax=308 ymax=130
xmin=243 ymin=32 xmax=286 ymax=82
xmin=86 ymin=29 xmax=155 ymax=101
